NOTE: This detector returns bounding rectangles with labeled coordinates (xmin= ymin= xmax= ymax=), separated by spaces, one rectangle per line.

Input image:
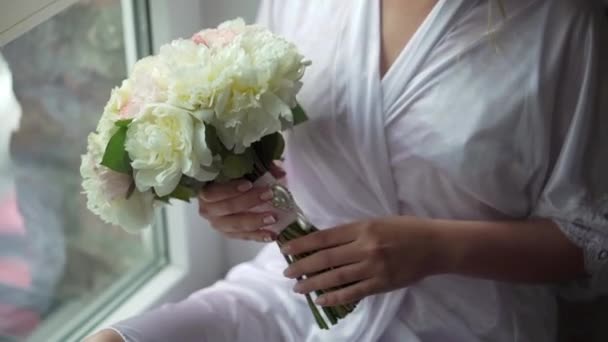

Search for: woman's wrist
xmin=421 ymin=218 xmax=499 ymax=277
xmin=424 ymin=218 xmax=514 ymax=277
xmin=421 ymin=218 xmax=586 ymax=282
xmin=390 ymin=216 xmax=462 ymax=277
xmin=421 ymin=218 xmax=465 ymax=276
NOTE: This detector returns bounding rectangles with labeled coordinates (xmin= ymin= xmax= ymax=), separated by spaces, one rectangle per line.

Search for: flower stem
xmin=277 ymin=223 xmax=359 ymax=327
xmin=259 ymin=154 xmax=357 ymax=328
xmin=277 ymin=236 xmax=329 ymax=329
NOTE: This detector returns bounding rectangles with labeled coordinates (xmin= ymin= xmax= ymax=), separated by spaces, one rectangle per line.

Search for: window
xmin=0 ymin=1 xmax=167 ymax=341
xmin=1 ymin=1 xmax=256 ymax=340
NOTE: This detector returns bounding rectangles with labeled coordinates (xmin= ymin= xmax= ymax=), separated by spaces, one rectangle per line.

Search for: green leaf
xmin=115 ymin=119 xmax=133 ymax=128
xmin=273 ymin=133 xmax=285 ymax=160
xmin=204 ymin=124 xmax=230 ymax=158
xmin=220 ymin=149 xmax=254 ymax=179
xmin=168 ymin=185 xmax=196 ymax=202
xmin=155 ymin=196 xmax=170 ymax=204
xmin=155 ymin=184 xmax=197 ymax=203
xmin=100 ymin=126 xmax=132 ymax=174
xmin=253 ymin=132 xmax=284 ymax=170
xmin=179 ymin=175 xmax=207 ymax=192
xmin=292 ymin=103 xmax=308 ymax=125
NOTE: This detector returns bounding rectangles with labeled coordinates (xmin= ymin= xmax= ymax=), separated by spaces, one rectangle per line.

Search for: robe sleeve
xmin=532 ymin=4 xmax=608 ymax=296
xmin=107 ymin=245 xmax=311 ymax=342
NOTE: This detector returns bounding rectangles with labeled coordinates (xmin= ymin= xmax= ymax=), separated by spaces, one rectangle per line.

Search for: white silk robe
xmin=110 ymin=0 xmax=608 ymax=341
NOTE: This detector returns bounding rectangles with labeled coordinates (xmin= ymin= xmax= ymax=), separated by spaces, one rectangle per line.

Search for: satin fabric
xmin=111 ymin=1 xmax=608 ymax=341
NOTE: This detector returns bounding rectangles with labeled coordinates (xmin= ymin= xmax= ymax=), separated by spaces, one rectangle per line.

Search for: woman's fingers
xmin=197 ymin=178 xmax=282 ymax=242
xmin=199 ymin=179 xmax=254 ymax=202
xmin=292 ymin=261 xmax=371 ymax=294
xmin=315 ymin=277 xmax=381 ymax=307
xmin=269 ymin=161 xmax=286 ymax=179
xmin=198 ymin=186 xmax=274 ymax=217
xmin=209 ymin=212 xmax=277 ymax=233
xmin=224 ymin=230 xmax=276 ymax=243
xmin=283 ymin=243 xmax=361 ymax=279
xmin=280 ymin=224 xmax=357 ymax=256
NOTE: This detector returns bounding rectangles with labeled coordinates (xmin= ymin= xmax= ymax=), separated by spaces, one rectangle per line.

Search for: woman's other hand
xmin=280 ymin=216 xmax=447 ymax=306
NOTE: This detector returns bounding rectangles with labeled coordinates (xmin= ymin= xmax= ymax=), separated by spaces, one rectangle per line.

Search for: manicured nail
xmin=263 ymin=215 xmax=276 ymax=224
xmin=283 ymin=268 xmax=295 ymax=278
xmin=260 ymin=190 xmax=274 ymax=201
xmin=315 ymin=296 xmax=327 ymax=305
xmin=237 ymin=181 xmax=253 ymax=192
xmin=280 ymin=245 xmax=292 ymax=254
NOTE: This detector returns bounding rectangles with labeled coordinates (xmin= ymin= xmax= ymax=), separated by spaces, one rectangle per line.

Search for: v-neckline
xmin=376 ymin=0 xmax=443 ymax=87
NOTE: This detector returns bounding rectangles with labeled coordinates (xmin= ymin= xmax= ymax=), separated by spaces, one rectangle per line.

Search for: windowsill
xmin=27 ymin=256 xmax=166 ymax=342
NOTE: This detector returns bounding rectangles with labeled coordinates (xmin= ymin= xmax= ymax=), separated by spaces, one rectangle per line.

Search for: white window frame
xmin=2 ymin=1 xmax=228 ymax=341
xmin=0 ymin=0 xmax=80 ymax=46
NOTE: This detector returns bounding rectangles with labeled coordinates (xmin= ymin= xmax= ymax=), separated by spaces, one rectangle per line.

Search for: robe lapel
xmin=305 ymin=1 xmax=476 ymax=341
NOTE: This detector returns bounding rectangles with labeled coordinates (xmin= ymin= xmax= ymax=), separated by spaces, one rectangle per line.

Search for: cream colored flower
xmin=125 ymin=103 xmax=218 ymax=197
xmin=80 ymin=132 xmax=156 ymax=231
xmin=83 ymin=18 xmax=310 ymax=231
xmin=188 ymin=19 xmax=310 ymax=151
xmin=191 ymin=18 xmax=245 ymax=48
xmin=94 ymin=79 xmax=133 ymax=141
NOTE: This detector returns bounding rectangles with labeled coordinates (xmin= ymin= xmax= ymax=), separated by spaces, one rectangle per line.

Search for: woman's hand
xmin=198 ymin=163 xmax=285 ymax=242
xmin=280 ymin=216 xmax=447 ymax=306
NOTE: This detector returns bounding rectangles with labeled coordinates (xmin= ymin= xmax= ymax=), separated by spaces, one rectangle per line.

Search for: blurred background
xmin=0 ymin=1 xmax=262 ymax=341
xmin=0 ymin=1 xmax=607 ymax=341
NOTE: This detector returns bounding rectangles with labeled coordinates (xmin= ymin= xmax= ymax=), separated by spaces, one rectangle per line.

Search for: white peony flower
xmin=186 ymin=19 xmax=310 ymax=151
xmin=213 ymin=92 xmax=291 ymax=152
xmin=81 ymin=132 xmax=156 ymax=231
xmin=191 ymin=18 xmax=246 ymax=48
xmin=125 ymin=103 xmax=218 ymax=197
xmin=83 ymin=18 xmax=310 ymax=231
xmin=93 ymin=79 xmax=133 ymax=142
xmin=159 ymin=38 xmax=206 ymax=66
xmin=125 ymin=56 xmax=171 ymax=117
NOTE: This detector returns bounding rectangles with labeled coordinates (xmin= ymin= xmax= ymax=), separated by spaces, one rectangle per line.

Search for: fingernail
xmin=260 ymin=190 xmax=274 ymax=201
xmin=283 ymin=268 xmax=295 ymax=278
xmin=280 ymin=245 xmax=292 ymax=254
xmin=237 ymin=181 xmax=253 ymax=192
xmin=315 ymin=296 xmax=327 ymax=305
xmin=293 ymin=283 xmax=303 ymax=293
xmin=263 ymin=235 xmax=274 ymax=242
xmin=263 ymin=215 xmax=276 ymax=224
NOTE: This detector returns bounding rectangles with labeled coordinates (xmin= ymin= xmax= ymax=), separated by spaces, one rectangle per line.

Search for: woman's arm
xmin=434 ymin=218 xmax=585 ymax=282
xmin=281 ymin=216 xmax=586 ymax=306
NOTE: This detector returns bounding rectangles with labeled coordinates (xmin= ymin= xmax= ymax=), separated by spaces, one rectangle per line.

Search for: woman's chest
xmin=281 ymin=0 xmax=549 ymax=218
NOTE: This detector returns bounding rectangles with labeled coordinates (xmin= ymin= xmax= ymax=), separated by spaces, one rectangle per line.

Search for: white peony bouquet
xmin=81 ymin=18 xmax=355 ymax=328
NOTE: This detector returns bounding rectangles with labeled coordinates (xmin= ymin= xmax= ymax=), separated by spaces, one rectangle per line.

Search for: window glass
xmin=0 ymin=1 xmax=165 ymax=340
